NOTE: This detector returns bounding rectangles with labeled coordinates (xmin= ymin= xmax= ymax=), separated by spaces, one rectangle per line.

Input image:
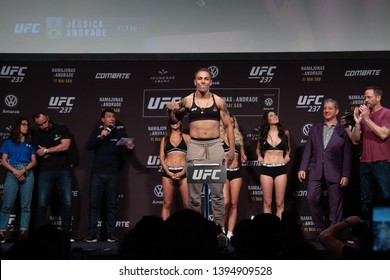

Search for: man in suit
xmin=298 ymin=98 xmax=353 ymax=233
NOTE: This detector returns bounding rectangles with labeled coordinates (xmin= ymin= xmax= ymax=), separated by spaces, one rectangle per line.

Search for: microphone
xmin=98 ymin=125 xmax=115 ymax=140
xmin=105 ymin=125 xmax=114 ymax=133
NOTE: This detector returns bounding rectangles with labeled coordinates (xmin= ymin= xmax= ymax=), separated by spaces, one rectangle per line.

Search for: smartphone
xmin=371 ymin=202 xmax=390 ymax=252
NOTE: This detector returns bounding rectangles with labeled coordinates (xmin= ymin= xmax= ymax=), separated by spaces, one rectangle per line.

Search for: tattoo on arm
xmin=179 ymin=97 xmax=187 ymax=109
xmin=221 ymin=102 xmax=230 ymax=117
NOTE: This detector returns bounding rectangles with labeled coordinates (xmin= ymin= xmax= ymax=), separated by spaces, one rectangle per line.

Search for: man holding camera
xmin=350 ymin=86 xmax=390 ymax=220
xmin=84 ymin=109 xmax=134 ymax=242
xmin=298 ymin=98 xmax=353 ymax=233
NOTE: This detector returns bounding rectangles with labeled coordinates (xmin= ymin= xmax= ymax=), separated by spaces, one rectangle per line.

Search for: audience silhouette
xmin=4 ymin=210 xmax=382 ymax=260
xmin=160 ymin=209 xmax=219 ymax=259
xmin=5 ymin=225 xmax=71 ymax=259
xmin=119 ymin=215 xmax=164 ymax=259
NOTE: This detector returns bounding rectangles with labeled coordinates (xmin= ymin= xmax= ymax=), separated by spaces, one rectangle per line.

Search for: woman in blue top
xmin=0 ymin=117 xmax=37 ymax=243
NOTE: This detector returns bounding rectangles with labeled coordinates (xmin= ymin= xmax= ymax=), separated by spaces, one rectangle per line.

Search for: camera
xmin=342 ymin=109 xmax=355 ymax=128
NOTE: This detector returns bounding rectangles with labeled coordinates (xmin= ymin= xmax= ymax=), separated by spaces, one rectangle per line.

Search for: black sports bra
xmin=222 ymin=141 xmax=240 ymax=154
xmin=165 ymin=137 xmax=187 ymax=154
xmin=188 ymin=93 xmax=220 ymax=123
xmin=263 ymin=140 xmax=286 ymax=151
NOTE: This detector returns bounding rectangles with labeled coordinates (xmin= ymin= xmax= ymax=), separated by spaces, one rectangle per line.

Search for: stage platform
xmin=1 ymin=239 xmax=334 ymax=260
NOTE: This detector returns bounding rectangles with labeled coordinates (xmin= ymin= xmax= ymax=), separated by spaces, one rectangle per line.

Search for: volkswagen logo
xmin=264 ymin=98 xmax=273 ymax=106
xmin=4 ymin=95 xmax=18 ymax=107
xmin=154 ymin=184 xmax=163 ymax=198
xmin=302 ymin=123 xmax=313 ymax=136
xmin=208 ymin=66 xmax=219 ymax=79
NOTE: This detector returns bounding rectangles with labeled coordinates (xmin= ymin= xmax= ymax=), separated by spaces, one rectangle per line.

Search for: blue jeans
xmin=88 ymin=173 xmax=119 ymax=234
xmin=360 ymin=161 xmax=390 ymax=219
xmin=0 ymin=166 xmax=35 ymax=231
xmin=35 ymin=170 xmax=72 ymax=232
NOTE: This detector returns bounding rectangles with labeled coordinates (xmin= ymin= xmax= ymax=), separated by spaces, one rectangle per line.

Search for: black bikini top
xmin=263 ymin=140 xmax=286 ymax=151
xmin=222 ymin=141 xmax=240 ymax=154
xmin=165 ymin=137 xmax=187 ymax=154
xmin=188 ymin=93 xmax=220 ymax=123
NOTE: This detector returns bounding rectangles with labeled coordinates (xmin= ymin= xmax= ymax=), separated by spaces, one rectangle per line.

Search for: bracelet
xmin=24 ymin=167 xmax=29 ymax=175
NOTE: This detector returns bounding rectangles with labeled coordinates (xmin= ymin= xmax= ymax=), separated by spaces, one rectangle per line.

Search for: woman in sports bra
xmin=220 ymin=115 xmax=247 ymax=239
xmin=256 ymin=111 xmax=291 ymax=219
xmin=160 ymin=119 xmax=190 ymax=220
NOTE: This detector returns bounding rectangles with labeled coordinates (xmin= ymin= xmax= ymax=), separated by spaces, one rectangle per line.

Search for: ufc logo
xmin=147 ymin=155 xmax=160 ymax=166
xmin=297 ymin=95 xmax=324 ymax=106
xmin=249 ymin=66 xmax=277 ymax=77
xmin=0 ymin=66 xmax=27 ymax=76
xmin=147 ymin=97 xmax=181 ymax=109
xmin=14 ymin=23 xmax=40 ymax=33
xmin=192 ymin=169 xmax=222 ymax=180
xmin=49 ymin=97 xmax=75 ymax=107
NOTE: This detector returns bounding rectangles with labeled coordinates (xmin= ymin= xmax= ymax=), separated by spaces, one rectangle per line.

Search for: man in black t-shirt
xmin=32 ymin=112 xmax=73 ymax=237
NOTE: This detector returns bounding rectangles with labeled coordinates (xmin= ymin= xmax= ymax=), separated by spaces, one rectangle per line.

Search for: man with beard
xmin=32 ymin=112 xmax=73 ymax=239
xmin=350 ymin=86 xmax=390 ymax=220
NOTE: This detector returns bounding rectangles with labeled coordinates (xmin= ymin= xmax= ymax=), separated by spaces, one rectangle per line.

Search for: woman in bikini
xmin=256 ymin=111 xmax=291 ymax=219
xmin=220 ymin=115 xmax=247 ymax=240
xmin=160 ymin=119 xmax=190 ymax=220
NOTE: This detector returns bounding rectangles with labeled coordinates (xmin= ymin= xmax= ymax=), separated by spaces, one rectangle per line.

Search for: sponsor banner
xmin=0 ymin=57 xmax=388 ymax=240
xmin=186 ymin=165 xmax=227 ymax=184
xmin=143 ymin=89 xmax=186 ymax=118
xmin=0 ymin=65 xmax=27 ymax=83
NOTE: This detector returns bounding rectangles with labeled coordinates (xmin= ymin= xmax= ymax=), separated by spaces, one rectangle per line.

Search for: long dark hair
xmin=258 ymin=111 xmax=289 ymax=157
xmin=163 ymin=119 xmax=183 ymax=152
xmin=11 ymin=117 xmax=32 ymax=144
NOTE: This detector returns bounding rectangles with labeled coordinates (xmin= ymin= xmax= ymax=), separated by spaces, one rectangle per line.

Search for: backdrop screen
xmin=0 ymin=0 xmax=389 ymax=54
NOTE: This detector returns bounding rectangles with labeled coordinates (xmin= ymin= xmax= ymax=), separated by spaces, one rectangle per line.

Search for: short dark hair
xmin=366 ymin=86 xmax=383 ymax=97
xmin=194 ymin=68 xmax=212 ymax=79
xmin=32 ymin=111 xmax=48 ymax=121
xmin=101 ymin=108 xmax=116 ymax=118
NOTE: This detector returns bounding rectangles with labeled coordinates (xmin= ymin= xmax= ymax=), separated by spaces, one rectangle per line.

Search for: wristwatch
xmin=43 ymin=148 xmax=49 ymax=155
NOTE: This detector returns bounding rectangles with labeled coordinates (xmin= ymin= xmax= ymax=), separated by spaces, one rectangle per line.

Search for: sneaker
xmin=83 ymin=234 xmax=97 ymax=242
xmin=0 ymin=234 xmax=5 ymax=244
xmin=107 ymin=233 xmax=118 ymax=242
xmin=70 ymin=238 xmax=75 ymax=242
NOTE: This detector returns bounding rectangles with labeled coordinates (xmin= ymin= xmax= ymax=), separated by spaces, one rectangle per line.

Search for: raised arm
xmin=166 ymin=95 xmax=190 ymax=122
